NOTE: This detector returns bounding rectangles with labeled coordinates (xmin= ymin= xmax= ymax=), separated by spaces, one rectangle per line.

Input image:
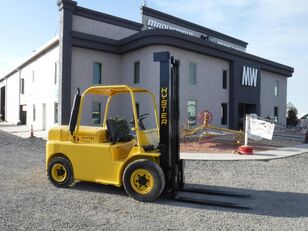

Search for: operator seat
xmin=106 ymin=119 xmax=134 ymax=144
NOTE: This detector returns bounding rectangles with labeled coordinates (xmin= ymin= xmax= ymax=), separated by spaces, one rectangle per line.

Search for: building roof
xmin=142 ymin=6 xmax=248 ymax=48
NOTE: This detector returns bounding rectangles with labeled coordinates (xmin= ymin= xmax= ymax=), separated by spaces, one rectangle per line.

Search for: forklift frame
xmin=154 ymin=51 xmax=250 ymax=209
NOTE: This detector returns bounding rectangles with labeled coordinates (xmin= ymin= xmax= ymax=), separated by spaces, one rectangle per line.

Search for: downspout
xmin=5 ymin=78 xmax=7 ymax=122
xmin=17 ymin=68 xmax=21 ymax=125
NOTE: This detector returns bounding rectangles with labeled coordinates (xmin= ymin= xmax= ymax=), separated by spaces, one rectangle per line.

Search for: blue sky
xmin=0 ymin=0 xmax=307 ymax=115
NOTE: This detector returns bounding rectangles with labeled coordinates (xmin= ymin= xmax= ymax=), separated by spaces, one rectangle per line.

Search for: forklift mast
xmin=154 ymin=52 xmax=250 ymax=209
xmin=154 ymin=52 xmax=182 ymax=198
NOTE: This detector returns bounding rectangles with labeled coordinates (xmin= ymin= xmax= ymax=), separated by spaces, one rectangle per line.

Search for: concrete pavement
xmin=0 ymin=122 xmax=48 ymax=140
xmin=180 ymin=144 xmax=308 ymax=161
xmin=1 ymin=122 xmax=307 ymax=161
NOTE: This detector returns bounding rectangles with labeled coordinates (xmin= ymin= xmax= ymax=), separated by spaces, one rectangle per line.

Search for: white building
xmin=0 ymin=38 xmax=59 ymax=129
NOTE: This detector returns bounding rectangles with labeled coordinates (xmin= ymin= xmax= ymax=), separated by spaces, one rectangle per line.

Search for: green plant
xmin=287 ymin=107 xmax=298 ymax=126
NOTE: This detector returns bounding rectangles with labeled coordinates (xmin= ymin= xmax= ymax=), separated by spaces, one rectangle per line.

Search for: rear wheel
xmin=123 ymin=159 xmax=165 ymax=202
xmin=48 ymin=156 xmax=73 ymax=187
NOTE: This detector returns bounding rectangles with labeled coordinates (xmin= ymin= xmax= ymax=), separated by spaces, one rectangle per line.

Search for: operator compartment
xmin=77 ymin=126 xmax=108 ymax=143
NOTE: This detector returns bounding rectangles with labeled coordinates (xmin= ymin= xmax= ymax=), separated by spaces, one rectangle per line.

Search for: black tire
xmin=48 ymin=156 xmax=74 ymax=188
xmin=123 ymin=159 xmax=165 ymax=202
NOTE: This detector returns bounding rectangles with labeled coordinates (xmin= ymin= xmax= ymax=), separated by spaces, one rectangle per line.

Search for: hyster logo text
xmin=242 ymin=66 xmax=258 ymax=87
xmin=160 ymin=87 xmax=168 ymax=126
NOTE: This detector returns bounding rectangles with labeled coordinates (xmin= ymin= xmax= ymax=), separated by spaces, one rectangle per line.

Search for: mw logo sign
xmin=242 ymin=66 xmax=258 ymax=87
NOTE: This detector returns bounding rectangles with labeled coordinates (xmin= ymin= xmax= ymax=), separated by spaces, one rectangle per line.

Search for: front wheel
xmin=123 ymin=159 xmax=165 ymax=202
xmin=48 ymin=156 xmax=74 ymax=187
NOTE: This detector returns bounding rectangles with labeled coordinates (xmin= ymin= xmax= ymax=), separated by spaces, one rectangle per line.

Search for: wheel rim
xmin=130 ymin=169 xmax=154 ymax=194
xmin=51 ymin=163 xmax=67 ymax=183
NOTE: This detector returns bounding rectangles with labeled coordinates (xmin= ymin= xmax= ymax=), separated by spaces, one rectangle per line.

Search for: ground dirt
xmin=0 ymin=130 xmax=308 ymax=230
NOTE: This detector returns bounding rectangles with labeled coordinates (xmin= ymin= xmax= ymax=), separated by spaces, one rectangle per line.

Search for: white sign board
xmin=247 ymin=116 xmax=275 ymax=140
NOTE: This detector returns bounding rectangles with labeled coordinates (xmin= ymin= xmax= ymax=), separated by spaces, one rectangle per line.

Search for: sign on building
xmin=147 ymin=18 xmax=194 ymax=36
xmin=242 ymin=66 xmax=258 ymax=87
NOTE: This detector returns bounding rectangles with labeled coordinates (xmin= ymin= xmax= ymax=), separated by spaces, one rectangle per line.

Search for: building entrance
xmin=0 ymin=86 xmax=5 ymax=121
xmin=238 ymin=103 xmax=256 ymax=130
xmin=19 ymin=105 xmax=27 ymax=125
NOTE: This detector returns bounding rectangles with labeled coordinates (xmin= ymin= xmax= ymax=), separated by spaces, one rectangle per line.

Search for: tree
xmin=287 ymin=107 xmax=298 ymax=126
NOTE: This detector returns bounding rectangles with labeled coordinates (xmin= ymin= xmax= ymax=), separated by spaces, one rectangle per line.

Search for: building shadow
xmin=69 ymin=181 xmax=308 ymax=218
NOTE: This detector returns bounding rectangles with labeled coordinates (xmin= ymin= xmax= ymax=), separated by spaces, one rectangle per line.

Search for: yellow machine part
xmin=46 ymin=85 xmax=161 ymax=188
xmin=46 ymin=139 xmax=160 ymax=187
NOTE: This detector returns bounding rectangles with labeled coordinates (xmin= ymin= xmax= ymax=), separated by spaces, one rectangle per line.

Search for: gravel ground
xmin=0 ymin=130 xmax=308 ymax=231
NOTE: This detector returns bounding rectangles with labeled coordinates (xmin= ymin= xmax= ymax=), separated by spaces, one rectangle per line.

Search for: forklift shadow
xmin=69 ymin=182 xmax=308 ymax=218
xmin=155 ymin=184 xmax=308 ymax=218
xmin=71 ymin=181 xmax=126 ymax=197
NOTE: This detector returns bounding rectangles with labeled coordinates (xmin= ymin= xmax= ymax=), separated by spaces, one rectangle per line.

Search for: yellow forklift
xmin=46 ymin=53 xmax=249 ymax=208
xmin=46 ymin=85 xmax=165 ymax=202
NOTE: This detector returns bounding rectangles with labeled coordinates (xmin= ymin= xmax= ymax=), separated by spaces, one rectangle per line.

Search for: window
xmin=187 ymin=100 xmax=197 ymax=125
xmin=222 ymin=70 xmax=227 ymax=89
xmin=54 ymin=62 xmax=58 ymax=84
xmin=20 ymin=79 xmax=25 ymax=94
xmin=92 ymin=102 xmax=101 ymax=125
xmin=274 ymin=107 xmax=278 ymax=120
xmin=221 ymin=103 xmax=228 ymax=125
xmin=33 ymin=104 xmax=36 ymax=121
xmin=134 ymin=61 xmax=140 ymax=84
xmin=189 ymin=62 xmax=197 ymax=85
xmin=54 ymin=102 xmax=58 ymax=124
xmin=274 ymin=80 xmax=279 ymax=96
xmin=93 ymin=63 xmax=102 ymax=84
xmin=32 ymin=70 xmax=35 ymax=83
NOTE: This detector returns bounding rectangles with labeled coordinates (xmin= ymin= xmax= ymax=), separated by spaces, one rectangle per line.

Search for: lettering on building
xmin=160 ymin=87 xmax=168 ymax=125
xmin=147 ymin=19 xmax=194 ymax=36
xmin=147 ymin=18 xmax=245 ymax=52
xmin=242 ymin=66 xmax=258 ymax=87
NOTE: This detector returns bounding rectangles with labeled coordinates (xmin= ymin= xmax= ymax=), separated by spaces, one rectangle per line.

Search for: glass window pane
xmin=32 ymin=70 xmax=35 ymax=83
xmin=20 ymin=79 xmax=25 ymax=94
xmin=92 ymin=102 xmax=101 ymax=125
xmin=93 ymin=63 xmax=102 ymax=84
xmin=189 ymin=63 xmax=197 ymax=85
xmin=187 ymin=100 xmax=196 ymax=125
xmin=223 ymin=70 xmax=227 ymax=89
xmin=274 ymin=80 xmax=279 ymax=96
xmin=134 ymin=61 xmax=140 ymax=84
xmin=221 ymin=103 xmax=228 ymax=125
xmin=54 ymin=62 xmax=58 ymax=85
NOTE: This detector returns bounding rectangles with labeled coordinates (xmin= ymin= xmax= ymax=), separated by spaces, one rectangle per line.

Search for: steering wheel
xmin=130 ymin=113 xmax=149 ymax=130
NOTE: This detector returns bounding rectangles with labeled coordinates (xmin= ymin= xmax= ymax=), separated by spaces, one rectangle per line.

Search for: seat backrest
xmin=106 ymin=119 xmax=133 ymax=143
xmin=106 ymin=119 xmax=118 ymax=143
